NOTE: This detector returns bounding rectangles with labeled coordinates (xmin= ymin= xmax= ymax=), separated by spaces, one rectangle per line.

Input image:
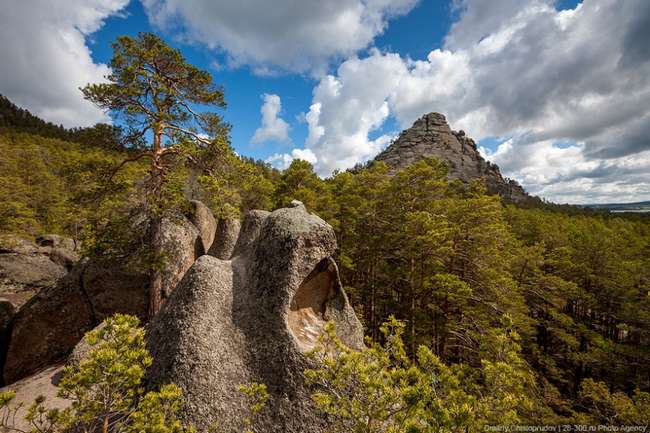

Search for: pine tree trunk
xmin=149 ymin=124 xmax=164 ymax=318
xmin=410 ymin=258 xmax=416 ymax=357
xmin=148 ymin=214 xmax=163 ymax=318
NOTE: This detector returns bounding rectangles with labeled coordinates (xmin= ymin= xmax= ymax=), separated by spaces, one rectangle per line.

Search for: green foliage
xmin=125 ymin=385 xmax=194 ymax=433
xmin=81 ymin=32 xmax=231 ymax=223
xmin=0 ymin=118 xmax=274 ymax=252
xmin=58 ymin=314 xmax=152 ymax=430
xmin=272 ymin=156 xmax=649 ymax=422
xmin=81 ymin=32 xmax=227 ymax=150
xmin=506 ymin=206 xmax=650 ymax=412
xmin=0 ymin=130 xmax=144 ymax=238
xmin=272 ymin=159 xmax=331 ymax=213
xmin=2 ymin=77 xmax=649 ymax=425
xmin=0 ymin=393 xmax=70 ymax=433
xmin=0 ymin=94 xmax=123 ymax=150
xmin=189 ymin=138 xmax=275 ymax=219
xmin=577 ymin=378 xmax=650 ymax=424
xmin=306 ymin=317 xmax=535 ymax=433
xmin=0 ymin=314 xmax=193 ymax=433
xmin=237 ymin=383 xmax=270 ymax=433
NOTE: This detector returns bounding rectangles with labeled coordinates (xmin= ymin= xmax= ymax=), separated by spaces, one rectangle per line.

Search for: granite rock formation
xmin=208 ymin=217 xmax=241 ymax=260
xmin=2 ymin=205 xmax=215 ymax=385
xmin=188 ymin=200 xmax=217 ymax=254
xmin=147 ymin=202 xmax=364 ymax=433
xmin=374 ymin=112 xmax=529 ymax=203
xmin=0 ymin=234 xmax=79 ymax=308
xmin=2 ymin=261 xmax=95 ymax=385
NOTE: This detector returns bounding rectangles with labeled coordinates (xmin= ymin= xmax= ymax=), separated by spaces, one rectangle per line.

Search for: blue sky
xmin=2 ymin=0 xmax=649 ymax=204
xmin=87 ymin=0 xmax=459 ymax=162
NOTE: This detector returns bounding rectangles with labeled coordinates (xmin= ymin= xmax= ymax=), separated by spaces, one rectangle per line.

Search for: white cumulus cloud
xmin=252 ymin=94 xmax=290 ymax=144
xmin=299 ymin=50 xmax=405 ymax=175
xmin=141 ymin=0 xmax=418 ymax=74
xmin=482 ymin=138 xmax=650 ymax=204
xmin=266 ymin=148 xmax=318 ymax=170
xmin=0 ymin=0 xmax=129 ymax=127
xmin=295 ymin=0 xmax=650 ymax=202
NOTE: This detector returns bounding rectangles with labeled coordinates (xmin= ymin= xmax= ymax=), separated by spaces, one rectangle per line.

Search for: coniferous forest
xmin=2 ymin=97 xmax=649 ymax=428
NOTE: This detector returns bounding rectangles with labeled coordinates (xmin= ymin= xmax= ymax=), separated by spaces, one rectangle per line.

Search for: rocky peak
xmin=374 ymin=112 xmax=529 ymax=203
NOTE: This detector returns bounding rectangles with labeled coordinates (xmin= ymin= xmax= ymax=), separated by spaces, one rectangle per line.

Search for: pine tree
xmin=81 ymin=32 xmax=229 ymax=316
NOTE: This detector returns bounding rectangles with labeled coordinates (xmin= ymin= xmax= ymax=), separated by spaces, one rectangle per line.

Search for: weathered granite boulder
xmin=3 ymin=213 xmax=203 ymax=385
xmin=208 ymin=217 xmax=241 ymax=259
xmin=0 ymin=253 xmax=65 ymax=293
xmin=0 ymin=235 xmax=42 ymax=255
xmin=67 ymin=322 xmax=105 ymax=368
xmin=147 ymin=202 xmax=364 ymax=433
xmin=48 ymin=247 xmax=79 ymax=269
xmin=81 ymin=258 xmax=150 ymax=320
xmin=232 ymin=210 xmax=270 ymax=257
xmin=2 ymin=264 xmax=96 ymax=385
xmin=0 ymin=235 xmax=75 ymax=308
xmin=159 ymin=217 xmax=203 ymax=298
xmin=374 ymin=112 xmax=530 ymax=203
xmin=187 ymin=200 xmax=217 ymax=254
xmin=35 ymin=234 xmax=77 ymax=252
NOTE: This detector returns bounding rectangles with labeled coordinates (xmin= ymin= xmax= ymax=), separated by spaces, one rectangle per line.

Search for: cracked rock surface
xmin=0 ymin=234 xmax=78 ymax=309
xmin=2 ymin=208 xmax=212 ymax=385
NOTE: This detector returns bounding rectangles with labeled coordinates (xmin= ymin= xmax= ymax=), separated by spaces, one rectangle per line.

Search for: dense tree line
xmin=2 ymin=123 xmax=648 ymax=422
xmin=272 ymin=158 xmax=650 ymax=423
xmin=0 ymin=94 xmax=124 ymax=151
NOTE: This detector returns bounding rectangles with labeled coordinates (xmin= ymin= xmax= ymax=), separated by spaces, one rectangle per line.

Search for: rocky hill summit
xmin=374 ymin=112 xmax=529 ymax=203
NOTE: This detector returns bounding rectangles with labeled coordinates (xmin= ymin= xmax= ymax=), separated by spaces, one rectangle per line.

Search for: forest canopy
xmin=0 ymin=94 xmax=648 ymax=425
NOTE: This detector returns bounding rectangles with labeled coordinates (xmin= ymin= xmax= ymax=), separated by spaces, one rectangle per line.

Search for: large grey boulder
xmin=0 ymin=234 xmax=79 ymax=309
xmin=208 ymin=217 xmax=241 ymax=259
xmin=147 ymin=203 xmax=363 ymax=433
xmin=2 ymin=264 xmax=96 ymax=385
xmin=159 ymin=217 xmax=203 ymax=298
xmin=67 ymin=322 xmax=105 ymax=368
xmin=35 ymin=234 xmax=77 ymax=252
xmin=3 ymin=213 xmax=202 ymax=385
xmin=187 ymin=200 xmax=217 ymax=254
xmin=0 ymin=254 xmax=65 ymax=293
xmin=232 ymin=210 xmax=269 ymax=258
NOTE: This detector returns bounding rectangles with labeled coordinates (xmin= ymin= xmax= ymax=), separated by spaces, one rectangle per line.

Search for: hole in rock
xmin=288 ymin=258 xmax=337 ymax=351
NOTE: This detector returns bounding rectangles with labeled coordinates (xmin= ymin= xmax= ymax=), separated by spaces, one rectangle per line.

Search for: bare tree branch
xmin=109 ymin=152 xmax=153 ymax=181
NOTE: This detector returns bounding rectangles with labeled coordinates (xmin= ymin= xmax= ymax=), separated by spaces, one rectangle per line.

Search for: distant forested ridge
xmin=1 ymin=95 xmax=648 ymax=424
xmin=0 ymin=94 xmax=124 ymax=151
